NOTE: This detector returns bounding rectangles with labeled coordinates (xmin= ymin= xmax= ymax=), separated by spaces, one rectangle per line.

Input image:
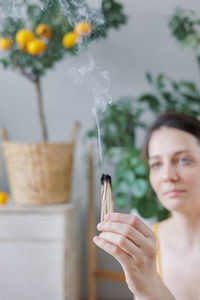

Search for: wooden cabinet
xmin=0 ymin=200 xmax=80 ymax=300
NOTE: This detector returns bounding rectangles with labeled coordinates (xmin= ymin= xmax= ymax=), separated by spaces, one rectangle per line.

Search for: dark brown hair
xmin=143 ymin=111 xmax=200 ymax=159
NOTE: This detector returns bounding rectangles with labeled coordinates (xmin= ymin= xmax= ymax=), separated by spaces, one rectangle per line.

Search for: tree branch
xmin=13 ymin=55 xmax=37 ymax=82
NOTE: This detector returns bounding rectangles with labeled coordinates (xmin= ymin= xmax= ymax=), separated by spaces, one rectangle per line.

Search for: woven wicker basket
xmin=0 ymin=123 xmax=79 ymax=205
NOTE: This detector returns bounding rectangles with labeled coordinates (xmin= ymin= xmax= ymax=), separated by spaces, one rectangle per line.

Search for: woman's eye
xmin=178 ymin=158 xmax=191 ymax=165
xmin=150 ymin=162 xmax=161 ymax=169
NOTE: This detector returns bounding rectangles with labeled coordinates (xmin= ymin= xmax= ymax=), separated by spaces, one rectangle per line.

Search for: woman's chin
xmin=161 ymin=197 xmax=188 ymax=211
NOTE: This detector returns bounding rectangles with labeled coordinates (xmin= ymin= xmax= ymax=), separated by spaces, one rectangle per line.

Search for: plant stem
xmin=35 ymin=78 xmax=48 ymax=142
xmin=13 ymin=56 xmax=48 ymax=141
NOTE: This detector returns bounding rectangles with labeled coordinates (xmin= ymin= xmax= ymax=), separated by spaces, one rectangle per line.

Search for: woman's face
xmin=148 ymin=127 xmax=200 ymax=213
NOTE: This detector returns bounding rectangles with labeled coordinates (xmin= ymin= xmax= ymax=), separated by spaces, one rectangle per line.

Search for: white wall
xmin=0 ymin=0 xmax=200 ymax=299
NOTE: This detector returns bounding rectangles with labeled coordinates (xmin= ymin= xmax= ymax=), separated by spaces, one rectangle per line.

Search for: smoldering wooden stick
xmin=101 ymin=174 xmax=114 ymax=222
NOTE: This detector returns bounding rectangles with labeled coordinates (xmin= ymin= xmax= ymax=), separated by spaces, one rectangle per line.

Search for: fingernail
xmin=105 ymin=214 xmax=111 ymax=221
xmin=97 ymin=222 xmax=103 ymax=230
xmin=93 ymin=236 xmax=100 ymax=243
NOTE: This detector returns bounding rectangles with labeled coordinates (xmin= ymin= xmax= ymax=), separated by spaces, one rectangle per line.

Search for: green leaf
xmin=114 ymin=193 xmax=126 ymax=209
xmin=180 ymin=81 xmax=196 ymax=93
xmin=145 ymin=72 xmax=153 ymax=83
xmin=134 ymin=163 xmax=146 ymax=176
xmin=157 ymin=208 xmax=169 ymax=221
xmin=131 ymin=179 xmax=148 ymax=198
xmin=137 ymin=94 xmax=160 ymax=112
xmin=171 ymin=81 xmax=179 ymax=91
xmin=161 ymin=92 xmax=175 ymax=104
xmin=130 ymin=195 xmax=141 ymax=208
xmin=118 ymin=181 xmax=132 ymax=194
xmin=156 ymin=73 xmax=165 ymax=89
xmin=137 ymin=198 xmax=158 ymax=219
xmin=130 ymin=156 xmax=140 ymax=167
xmin=169 ymin=7 xmax=200 ymax=49
xmin=123 ymin=170 xmax=135 ymax=183
xmin=27 ymin=5 xmax=41 ymax=20
xmin=0 ymin=59 xmax=9 ymax=68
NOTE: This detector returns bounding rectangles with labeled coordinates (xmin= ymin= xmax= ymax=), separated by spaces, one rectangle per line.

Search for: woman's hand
xmin=93 ymin=212 xmax=175 ymax=300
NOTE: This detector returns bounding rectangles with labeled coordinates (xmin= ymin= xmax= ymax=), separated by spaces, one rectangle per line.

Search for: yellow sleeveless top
xmin=152 ymin=222 xmax=162 ymax=279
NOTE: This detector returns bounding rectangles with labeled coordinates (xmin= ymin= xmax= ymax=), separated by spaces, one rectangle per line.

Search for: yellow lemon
xmin=16 ymin=29 xmax=34 ymax=48
xmin=62 ymin=32 xmax=76 ymax=48
xmin=0 ymin=192 xmax=8 ymax=205
xmin=36 ymin=24 xmax=52 ymax=39
xmin=74 ymin=21 xmax=92 ymax=38
xmin=27 ymin=39 xmax=46 ymax=55
xmin=0 ymin=38 xmax=12 ymax=50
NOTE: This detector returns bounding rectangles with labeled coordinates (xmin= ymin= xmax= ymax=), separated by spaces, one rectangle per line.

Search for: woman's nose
xmin=162 ymin=164 xmax=178 ymax=182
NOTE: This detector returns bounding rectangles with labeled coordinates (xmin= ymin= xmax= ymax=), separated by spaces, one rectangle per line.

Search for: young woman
xmin=93 ymin=112 xmax=200 ymax=300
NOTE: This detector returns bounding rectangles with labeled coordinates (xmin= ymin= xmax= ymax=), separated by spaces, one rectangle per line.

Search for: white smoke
xmin=69 ymin=57 xmax=112 ymax=162
xmin=88 ymin=0 xmax=102 ymax=10
xmin=0 ymin=0 xmax=20 ymax=21
xmin=69 ymin=58 xmax=111 ymax=109
xmin=0 ymin=0 xmax=46 ymax=22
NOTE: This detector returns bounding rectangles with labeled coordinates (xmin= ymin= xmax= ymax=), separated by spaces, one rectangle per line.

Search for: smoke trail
xmin=92 ymin=108 xmax=103 ymax=162
xmin=69 ymin=57 xmax=112 ymax=162
xmin=88 ymin=0 xmax=102 ymax=10
xmin=0 ymin=0 xmax=46 ymax=22
xmin=0 ymin=0 xmax=19 ymax=21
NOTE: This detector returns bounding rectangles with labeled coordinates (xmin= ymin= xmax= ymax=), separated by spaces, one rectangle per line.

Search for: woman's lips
xmin=164 ymin=190 xmax=186 ymax=197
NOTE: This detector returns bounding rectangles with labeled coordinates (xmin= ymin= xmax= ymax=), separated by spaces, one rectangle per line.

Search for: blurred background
xmin=0 ymin=0 xmax=200 ymax=299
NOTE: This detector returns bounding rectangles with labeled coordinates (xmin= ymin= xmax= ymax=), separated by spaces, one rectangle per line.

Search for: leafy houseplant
xmin=136 ymin=6 xmax=200 ymax=120
xmin=0 ymin=0 xmax=127 ymax=205
xmin=0 ymin=0 xmax=127 ymax=141
xmin=137 ymin=72 xmax=200 ymax=118
xmin=87 ymin=6 xmax=200 ymax=221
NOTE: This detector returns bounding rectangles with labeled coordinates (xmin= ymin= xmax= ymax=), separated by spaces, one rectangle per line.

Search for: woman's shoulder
xmin=151 ymin=218 xmax=171 ymax=233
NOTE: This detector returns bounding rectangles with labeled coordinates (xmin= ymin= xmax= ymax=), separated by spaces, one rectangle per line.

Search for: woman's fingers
xmin=97 ymin=221 xmax=146 ymax=248
xmin=93 ymin=235 xmax=132 ymax=265
xmin=94 ymin=213 xmax=157 ymax=267
xmin=105 ymin=213 xmax=155 ymax=239
xmin=98 ymin=231 xmax=141 ymax=259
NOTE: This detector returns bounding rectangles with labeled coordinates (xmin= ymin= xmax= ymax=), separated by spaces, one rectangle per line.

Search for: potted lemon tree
xmin=0 ymin=0 xmax=127 ymax=205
